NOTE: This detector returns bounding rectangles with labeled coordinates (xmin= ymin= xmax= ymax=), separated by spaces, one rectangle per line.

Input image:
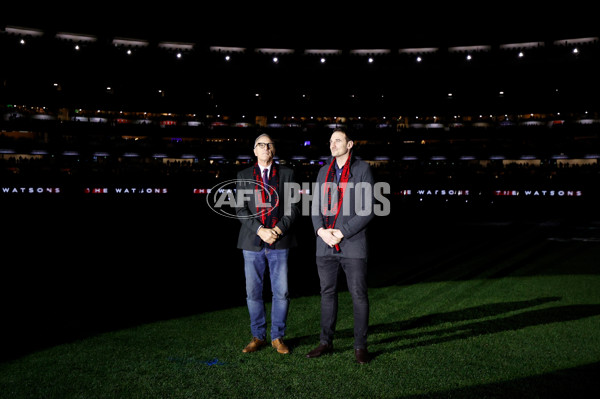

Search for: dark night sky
xmin=3 ymin=3 xmax=598 ymax=49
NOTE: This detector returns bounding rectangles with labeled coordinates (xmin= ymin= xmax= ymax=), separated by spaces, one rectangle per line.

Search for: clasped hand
xmin=257 ymin=226 xmax=282 ymax=245
xmin=318 ymin=228 xmax=344 ymax=248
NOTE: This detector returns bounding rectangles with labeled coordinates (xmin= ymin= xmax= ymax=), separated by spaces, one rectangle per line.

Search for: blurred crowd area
xmin=2 ymin=116 xmax=599 ymax=195
xmin=2 ymin=150 xmax=598 ymax=186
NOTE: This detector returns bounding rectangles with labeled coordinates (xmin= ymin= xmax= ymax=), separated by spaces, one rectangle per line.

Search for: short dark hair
xmin=332 ymin=127 xmax=353 ymax=143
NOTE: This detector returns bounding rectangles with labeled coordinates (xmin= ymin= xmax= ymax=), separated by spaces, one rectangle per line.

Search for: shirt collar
xmin=259 ymin=163 xmax=271 ymax=174
xmin=335 ymin=160 xmax=344 ymax=173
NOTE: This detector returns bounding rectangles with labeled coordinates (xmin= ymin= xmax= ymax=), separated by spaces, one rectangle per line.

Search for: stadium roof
xmin=3 ymin=3 xmax=598 ymax=50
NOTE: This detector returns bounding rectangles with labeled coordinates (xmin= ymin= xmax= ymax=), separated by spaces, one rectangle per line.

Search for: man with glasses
xmin=235 ymin=133 xmax=299 ymax=355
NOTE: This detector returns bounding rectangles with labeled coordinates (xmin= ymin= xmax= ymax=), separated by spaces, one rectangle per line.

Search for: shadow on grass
xmin=402 ymin=361 xmax=600 ymax=398
xmin=288 ymin=297 xmax=600 ymax=358
xmin=370 ymin=304 xmax=600 ymax=357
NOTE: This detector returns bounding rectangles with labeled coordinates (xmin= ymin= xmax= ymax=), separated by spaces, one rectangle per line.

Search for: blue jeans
xmin=243 ymin=248 xmax=289 ymax=341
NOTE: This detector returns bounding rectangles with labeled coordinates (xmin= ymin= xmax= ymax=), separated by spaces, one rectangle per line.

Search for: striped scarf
xmin=323 ymin=152 xmax=351 ymax=253
xmin=253 ymin=163 xmax=280 ymax=246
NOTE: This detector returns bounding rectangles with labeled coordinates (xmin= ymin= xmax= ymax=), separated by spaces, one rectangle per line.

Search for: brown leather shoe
xmin=271 ymin=338 xmax=290 ymax=354
xmin=355 ymin=348 xmax=370 ymax=364
xmin=242 ymin=337 xmax=266 ymax=353
xmin=306 ymin=343 xmax=333 ymax=358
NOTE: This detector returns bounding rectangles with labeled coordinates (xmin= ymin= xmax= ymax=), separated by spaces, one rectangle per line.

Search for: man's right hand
xmin=318 ymin=228 xmax=343 ymax=248
xmin=258 ymin=227 xmax=279 ymax=245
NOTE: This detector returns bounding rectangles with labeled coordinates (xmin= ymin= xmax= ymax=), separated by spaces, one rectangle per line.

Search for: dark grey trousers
xmin=316 ymin=256 xmax=369 ymax=349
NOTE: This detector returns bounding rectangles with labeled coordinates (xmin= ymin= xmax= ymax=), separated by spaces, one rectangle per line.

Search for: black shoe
xmin=355 ymin=348 xmax=370 ymax=364
xmin=306 ymin=343 xmax=333 ymax=358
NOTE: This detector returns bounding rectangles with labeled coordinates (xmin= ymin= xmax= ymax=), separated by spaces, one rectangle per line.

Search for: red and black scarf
xmin=253 ymin=162 xmax=280 ymax=246
xmin=323 ymin=152 xmax=352 ymax=252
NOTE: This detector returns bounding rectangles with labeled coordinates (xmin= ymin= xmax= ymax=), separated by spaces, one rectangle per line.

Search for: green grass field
xmin=2 ymin=215 xmax=600 ymax=398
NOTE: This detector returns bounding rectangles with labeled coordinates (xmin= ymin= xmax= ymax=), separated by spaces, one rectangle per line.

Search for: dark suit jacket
xmin=311 ymin=156 xmax=375 ymax=259
xmin=236 ymin=164 xmax=299 ymax=251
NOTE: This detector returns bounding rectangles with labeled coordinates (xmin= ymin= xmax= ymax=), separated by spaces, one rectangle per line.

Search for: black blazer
xmin=311 ymin=156 xmax=375 ymax=259
xmin=235 ymin=164 xmax=299 ymax=251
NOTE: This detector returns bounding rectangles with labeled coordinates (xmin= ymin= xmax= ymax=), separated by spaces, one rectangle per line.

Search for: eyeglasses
xmin=255 ymin=142 xmax=274 ymax=149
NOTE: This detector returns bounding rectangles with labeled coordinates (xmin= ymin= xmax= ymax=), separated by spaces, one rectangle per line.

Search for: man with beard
xmin=306 ymin=128 xmax=375 ymax=364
